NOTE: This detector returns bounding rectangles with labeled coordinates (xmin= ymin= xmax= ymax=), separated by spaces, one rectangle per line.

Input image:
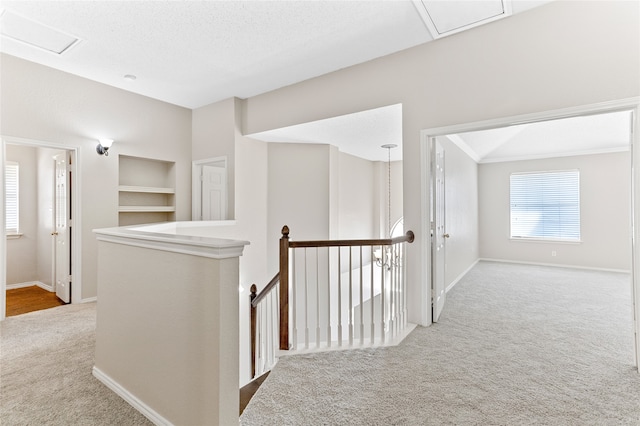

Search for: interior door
xmin=54 ymin=153 xmax=70 ymax=303
xmin=432 ymin=139 xmax=447 ymax=322
xmin=202 ymin=164 xmax=227 ymax=221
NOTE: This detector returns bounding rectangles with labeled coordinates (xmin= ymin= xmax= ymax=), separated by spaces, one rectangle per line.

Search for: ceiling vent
xmin=413 ymin=0 xmax=512 ymax=39
xmin=0 ymin=9 xmax=80 ymax=54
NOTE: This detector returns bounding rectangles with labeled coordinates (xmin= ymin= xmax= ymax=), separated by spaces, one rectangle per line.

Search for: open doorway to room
xmin=2 ymin=138 xmax=80 ymax=319
xmin=421 ymin=100 xmax=640 ymax=369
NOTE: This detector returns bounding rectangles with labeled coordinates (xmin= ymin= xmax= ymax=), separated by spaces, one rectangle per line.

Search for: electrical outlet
xmin=551 ymin=251 xmax=557 ymax=257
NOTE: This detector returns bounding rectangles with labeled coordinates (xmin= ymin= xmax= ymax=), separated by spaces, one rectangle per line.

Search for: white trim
xmin=423 ymin=98 xmax=640 ymax=137
xmin=479 ymin=258 xmax=631 ymax=274
xmin=418 ymin=134 xmax=432 ymax=327
xmin=480 ymin=146 xmax=630 ymax=164
xmin=80 ymin=296 xmax=97 ymax=303
xmin=420 ymin=98 xmax=640 ymax=335
xmin=93 ymin=226 xmax=249 ymax=259
xmin=445 ymin=259 xmax=479 ymax=293
xmin=5 ymin=281 xmax=53 ymax=291
xmin=92 ymin=367 xmax=173 ymax=426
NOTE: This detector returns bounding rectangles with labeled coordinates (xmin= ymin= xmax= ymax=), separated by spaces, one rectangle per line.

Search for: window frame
xmin=509 ymin=169 xmax=581 ymax=243
xmin=5 ymin=161 xmax=20 ymax=237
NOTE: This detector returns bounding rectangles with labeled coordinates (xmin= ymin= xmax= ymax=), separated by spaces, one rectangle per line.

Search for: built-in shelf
xmin=118 ymin=185 xmax=175 ymax=194
xmin=118 ymin=206 xmax=176 ymax=213
xmin=119 ymin=155 xmax=176 ymax=226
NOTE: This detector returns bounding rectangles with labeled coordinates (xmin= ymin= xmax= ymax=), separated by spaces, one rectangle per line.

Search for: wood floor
xmin=6 ymin=285 xmax=66 ymax=316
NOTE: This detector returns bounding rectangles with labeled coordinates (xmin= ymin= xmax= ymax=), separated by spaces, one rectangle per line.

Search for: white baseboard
xmin=6 ymin=281 xmax=53 ymax=292
xmin=80 ymin=296 xmax=97 ymax=303
xmin=479 ymin=258 xmax=631 ymax=274
xmin=92 ymin=366 xmax=172 ymax=426
xmin=445 ymin=259 xmax=479 ymax=293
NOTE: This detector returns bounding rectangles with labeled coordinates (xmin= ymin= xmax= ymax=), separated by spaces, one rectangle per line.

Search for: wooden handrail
xmin=287 ymin=231 xmax=415 ymax=248
xmin=251 ymin=273 xmax=280 ymax=308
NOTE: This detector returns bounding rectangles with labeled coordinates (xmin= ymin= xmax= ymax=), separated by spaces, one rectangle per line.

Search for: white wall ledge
xmin=93 ymin=222 xmax=249 ymax=259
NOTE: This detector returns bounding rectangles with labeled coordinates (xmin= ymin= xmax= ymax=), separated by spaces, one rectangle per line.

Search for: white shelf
xmin=119 ymin=185 xmax=175 ymax=194
xmin=119 ymin=206 xmax=176 ymax=213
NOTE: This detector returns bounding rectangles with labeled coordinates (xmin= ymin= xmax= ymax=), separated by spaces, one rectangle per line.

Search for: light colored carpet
xmin=0 ymin=303 xmax=152 ymax=426
xmin=240 ymin=261 xmax=640 ymax=425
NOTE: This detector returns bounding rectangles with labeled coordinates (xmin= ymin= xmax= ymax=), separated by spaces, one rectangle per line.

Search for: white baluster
xmin=292 ymin=249 xmax=297 ymax=350
xmin=327 ymin=246 xmax=332 ymax=348
xmin=359 ymin=245 xmax=364 ymax=345
xmin=348 ymin=247 xmax=353 ymax=346
xmin=304 ymin=248 xmax=309 ymax=349
xmin=337 ymin=247 xmax=342 ymax=346
xmin=380 ymin=245 xmax=385 ymax=344
xmin=370 ymin=245 xmax=375 ymax=345
xmin=316 ymin=248 xmax=321 ymax=349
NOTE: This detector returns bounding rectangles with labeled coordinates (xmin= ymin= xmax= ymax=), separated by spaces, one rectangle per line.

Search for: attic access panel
xmin=415 ymin=0 xmax=511 ymax=38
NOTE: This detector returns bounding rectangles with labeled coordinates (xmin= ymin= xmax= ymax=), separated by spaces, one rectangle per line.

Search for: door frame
xmin=419 ymin=98 xmax=640 ymax=366
xmin=1 ymin=136 xmax=82 ymax=320
xmin=192 ymin=156 xmax=228 ymax=221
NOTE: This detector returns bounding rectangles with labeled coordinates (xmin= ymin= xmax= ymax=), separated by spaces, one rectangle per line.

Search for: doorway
xmin=1 ymin=137 xmax=80 ymax=320
xmin=192 ymin=156 xmax=228 ymax=221
xmin=420 ymin=99 xmax=640 ymax=368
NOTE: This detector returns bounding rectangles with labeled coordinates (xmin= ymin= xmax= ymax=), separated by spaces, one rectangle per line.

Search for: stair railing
xmin=250 ymin=225 xmax=414 ymax=379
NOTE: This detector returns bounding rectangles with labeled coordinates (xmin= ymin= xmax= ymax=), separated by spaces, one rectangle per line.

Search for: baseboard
xmin=6 ymin=281 xmax=53 ymax=292
xmin=479 ymin=258 xmax=631 ymax=274
xmin=80 ymin=296 xmax=97 ymax=303
xmin=445 ymin=259 xmax=479 ymax=293
xmin=92 ymin=366 xmax=173 ymax=426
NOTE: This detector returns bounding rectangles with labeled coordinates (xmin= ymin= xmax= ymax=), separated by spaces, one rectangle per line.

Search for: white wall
xmin=267 ymin=143 xmax=332 ymax=270
xmin=1 ymin=54 xmax=192 ymax=301
xmin=479 ymin=151 xmax=631 ymax=271
xmin=438 ymin=136 xmax=479 ymax=286
xmin=5 ymin=144 xmax=37 ymax=285
xmin=337 ymin=152 xmax=376 ymax=239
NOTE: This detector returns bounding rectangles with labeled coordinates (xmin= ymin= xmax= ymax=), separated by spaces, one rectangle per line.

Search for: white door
xmin=432 ymin=139 xmax=447 ymax=322
xmin=54 ymin=153 xmax=70 ymax=303
xmin=202 ymin=165 xmax=227 ymax=221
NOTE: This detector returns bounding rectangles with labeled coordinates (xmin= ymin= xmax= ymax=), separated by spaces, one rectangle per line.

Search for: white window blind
xmin=510 ymin=170 xmax=580 ymax=241
xmin=5 ymin=161 xmax=19 ymax=234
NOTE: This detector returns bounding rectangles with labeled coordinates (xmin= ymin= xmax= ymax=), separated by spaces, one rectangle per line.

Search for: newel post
xmin=249 ymin=284 xmax=257 ymax=379
xmin=279 ymin=225 xmax=290 ymax=350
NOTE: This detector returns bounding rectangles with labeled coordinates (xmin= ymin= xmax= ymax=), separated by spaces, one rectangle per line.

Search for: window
xmin=510 ymin=170 xmax=580 ymax=241
xmin=5 ymin=161 xmax=19 ymax=234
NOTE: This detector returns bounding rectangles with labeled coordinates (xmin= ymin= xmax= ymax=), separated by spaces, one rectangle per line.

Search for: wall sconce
xmin=97 ymin=139 xmax=114 ymax=156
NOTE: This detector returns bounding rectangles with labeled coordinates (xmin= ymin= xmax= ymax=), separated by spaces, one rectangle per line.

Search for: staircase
xmin=249 ymin=225 xmax=415 ymax=379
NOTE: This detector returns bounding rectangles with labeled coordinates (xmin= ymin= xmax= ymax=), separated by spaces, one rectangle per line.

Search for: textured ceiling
xmin=1 ymin=0 xmax=586 ymax=163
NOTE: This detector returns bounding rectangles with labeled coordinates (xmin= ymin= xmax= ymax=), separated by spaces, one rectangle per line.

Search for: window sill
xmin=6 ymin=233 xmax=23 ymax=240
xmin=510 ymin=237 xmax=582 ymax=245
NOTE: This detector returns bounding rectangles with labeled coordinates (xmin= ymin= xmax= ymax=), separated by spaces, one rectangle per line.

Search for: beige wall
xmin=438 ymin=136 xmax=479 ymax=286
xmin=1 ymin=54 xmax=192 ymax=301
xmin=479 ymin=152 xmax=631 ymax=271
xmin=239 ymin=0 xmax=639 ymax=324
